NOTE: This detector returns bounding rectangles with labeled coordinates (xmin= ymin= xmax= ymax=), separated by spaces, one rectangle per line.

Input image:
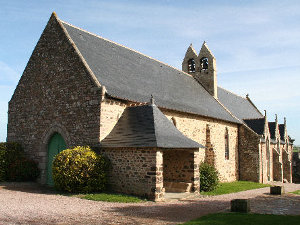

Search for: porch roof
xmin=100 ymin=103 xmax=204 ymax=149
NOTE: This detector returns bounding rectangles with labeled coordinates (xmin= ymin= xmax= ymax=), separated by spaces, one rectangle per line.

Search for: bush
xmin=0 ymin=142 xmax=40 ymax=182
xmin=8 ymin=158 xmax=40 ymax=181
xmin=0 ymin=149 xmax=5 ymax=181
xmin=52 ymin=146 xmax=109 ymax=193
xmin=199 ymin=162 xmax=219 ymax=192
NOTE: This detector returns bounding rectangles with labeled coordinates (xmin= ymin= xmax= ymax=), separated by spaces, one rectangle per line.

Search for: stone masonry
xmin=7 ymin=13 xmax=294 ymax=201
xmin=100 ymin=147 xmax=164 ymax=201
xmin=163 ymin=149 xmax=201 ymax=192
xmin=100 ymin=98 xmax=239 ymax=182
xmin=7 ymin=14 xmax=102 ymax=184
xmin=238 ymin=125 xmax=261 ymax=182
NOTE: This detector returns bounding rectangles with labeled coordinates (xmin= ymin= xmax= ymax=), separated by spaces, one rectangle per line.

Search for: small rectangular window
xmin=225 ymin=128 xmax=229 ymax=160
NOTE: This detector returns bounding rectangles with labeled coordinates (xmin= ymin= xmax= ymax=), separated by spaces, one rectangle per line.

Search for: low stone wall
xmin=100 ymin=147 xmax=164 ymax=201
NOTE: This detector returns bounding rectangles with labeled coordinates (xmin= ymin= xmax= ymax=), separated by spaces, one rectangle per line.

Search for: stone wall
xmin=7 ymin=15 xmax=101 ymax=183
xmin=100 ymin=147 xmax=164 ymax=201
xmin=163 ymin=149 xmax=200 ymax=192
xmin=99 ymin=98 xmax=239 ymax=182
xmin=100 ymin=99 xmax=126 ymax=141
xmin=273 ymin=148 xmax=282 ymax=182
xmin=239 ymin=125 xmax=260 ymax=182
xmin=162 ymin=109 xmax=239 ymax=182
xmin=282 ymin=149 xmax=291 ymax=182
xmin=292 ymin=152 xmax=300 ymax=183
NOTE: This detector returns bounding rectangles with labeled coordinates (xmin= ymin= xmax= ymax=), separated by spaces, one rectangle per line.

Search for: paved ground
xmin=0 ymin=182 xmax=299 ymax=225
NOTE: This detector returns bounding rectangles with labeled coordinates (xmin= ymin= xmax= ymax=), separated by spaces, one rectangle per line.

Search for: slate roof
xmin=243 ymin=118 xmax=265 ymax=135
xmin=279 ymin=124 xmax=285 ymax=141
xmin=218 ymin=87 xmax=263 ymax=120
xmin=268 ymin=122 xmax=276 ymax=140
xmin=61 ymin=21 xmax=240 ymax=124
xmin=100 ymin=103 xmax=204 ymax=148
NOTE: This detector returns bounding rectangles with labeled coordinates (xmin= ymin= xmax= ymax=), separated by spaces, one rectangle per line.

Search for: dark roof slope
xmin=279 ymin=124 xmax=285 ymax=141
xmin=243 ymin=118 xmax=265 ymax=135
xmin=218 ymin=87 xmax=263 ymax=120
xmin=100 ymin=104 xmax=203 ymax=148
xmin=268 ymin=122 xmax=276 ymax=139
xmin=61 ymin=21 xmax=240 ymax=124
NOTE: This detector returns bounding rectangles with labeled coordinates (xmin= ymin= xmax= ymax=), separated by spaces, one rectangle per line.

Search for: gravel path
xmin=0 ymin=182 xmax=299 ymax=225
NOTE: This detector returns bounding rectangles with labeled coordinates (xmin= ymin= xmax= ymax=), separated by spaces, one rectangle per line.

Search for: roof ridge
xmin=245 ymin=95 xmax=263 ymax=116
xmin=151 ymin=105 xmax=160 ymax=147
xmin=244 ymin=117 xmax=265 ymax=121
xmin=218 ymin=86 xmax=247 ymax=99
xmin=59 ymin=19 xmax=195 ymax=79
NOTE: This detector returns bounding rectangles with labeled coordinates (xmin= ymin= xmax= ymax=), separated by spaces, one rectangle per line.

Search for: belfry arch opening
xmin=188 ymin=58 xmax=196 ymax=73
xmin=200 ymin=57 xmax=208 ymax=70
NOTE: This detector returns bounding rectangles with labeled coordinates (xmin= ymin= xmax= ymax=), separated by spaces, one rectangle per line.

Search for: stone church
xmin=7 ymin=13 xmax=294 ymax=201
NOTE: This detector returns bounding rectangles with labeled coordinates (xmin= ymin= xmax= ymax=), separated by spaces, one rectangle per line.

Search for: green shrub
xmin=52 ymin=146 xmax=109 ymax=193
xmin=0 ymin=150 xmax=5 ymax=181
xmin=0 ymin=142 xmax=40 ymax=182
xmin=199 ymin=162 xmax=219 ymax=192
xmin=8 ymin=158 xmax=40 ymax=181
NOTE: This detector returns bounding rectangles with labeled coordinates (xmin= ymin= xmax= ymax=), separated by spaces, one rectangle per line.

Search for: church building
xmin=7 ymin=13 xmax=294 ymax=201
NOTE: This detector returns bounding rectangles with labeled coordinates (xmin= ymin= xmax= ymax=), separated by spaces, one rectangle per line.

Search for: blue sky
xmin=0 ymin=0 xmax=299 ymax=145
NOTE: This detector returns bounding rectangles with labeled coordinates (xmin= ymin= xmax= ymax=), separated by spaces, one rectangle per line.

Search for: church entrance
xmin=47 ymin=133 xmax=66 ymax=186
xmin=163 ymin=149 xmax=197 ymax=193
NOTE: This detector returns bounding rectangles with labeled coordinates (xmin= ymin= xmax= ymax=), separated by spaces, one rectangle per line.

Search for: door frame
xmin=40 ymin=123 xmax=70 ymax=184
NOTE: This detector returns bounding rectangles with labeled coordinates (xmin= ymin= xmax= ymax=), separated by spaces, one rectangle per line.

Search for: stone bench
xmin=231 ymin=199 xmax=250 ymax=213
xmin=164 ymin=181 xmax=192 ymax=193
xmin=270 ymin=186 xmax=285 ymax=195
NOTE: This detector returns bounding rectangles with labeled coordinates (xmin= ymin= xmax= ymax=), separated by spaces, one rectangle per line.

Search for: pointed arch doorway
xmin=47 ymin=133 xmax=66 ymax=186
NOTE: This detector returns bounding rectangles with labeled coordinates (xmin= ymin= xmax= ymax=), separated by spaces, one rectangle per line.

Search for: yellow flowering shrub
xmin=52 ymin=146 xmax=108 ymax=193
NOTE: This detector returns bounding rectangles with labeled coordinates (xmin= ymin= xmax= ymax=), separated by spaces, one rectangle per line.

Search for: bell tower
xmin=182 ymin=42 xmax=217 ymax=98
xmin=182 ymin=44 xmax=198 ymax=74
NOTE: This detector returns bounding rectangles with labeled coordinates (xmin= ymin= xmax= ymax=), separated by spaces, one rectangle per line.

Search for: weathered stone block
xmin=164 ymin=181 xmax=192 ymax=193
xmin=270 ymin=186 xmax=284 ymax=195
xmin=231 ymin=199 xmax=250 ymax=213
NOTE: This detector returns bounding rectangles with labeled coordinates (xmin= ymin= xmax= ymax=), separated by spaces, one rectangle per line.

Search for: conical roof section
xmin=100 ymin=104 xmax=203 ymax=148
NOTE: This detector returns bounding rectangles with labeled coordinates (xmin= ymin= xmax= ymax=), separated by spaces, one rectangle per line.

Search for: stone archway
xmin=39 ymin=123 xmax=71 ymax=184
xmin=46 ymin=133 xmax=67 ymax=186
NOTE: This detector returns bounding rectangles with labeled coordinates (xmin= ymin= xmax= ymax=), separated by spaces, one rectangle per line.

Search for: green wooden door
xmin=47 ymin=133 xmax=66 ymax=186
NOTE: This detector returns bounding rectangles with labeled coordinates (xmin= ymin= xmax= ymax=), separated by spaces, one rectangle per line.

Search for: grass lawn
xmin=182 ymin=213 xmax=300 ymax=225
xmin=79 ymin=193 xmax=146 ymax=203
xmin=291 ymin=190 xmax=300 ymax=195
xmin=201 ymin=181 xmax=270 ymax=196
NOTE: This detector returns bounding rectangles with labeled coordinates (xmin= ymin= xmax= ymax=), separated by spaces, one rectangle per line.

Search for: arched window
xmin=188 ymin=58 xmax=196 ymax=73
xmin=200 ymin=57 xmax=208 ymax=70
xmin=225 ymin=128 xmax=229 ymax=160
